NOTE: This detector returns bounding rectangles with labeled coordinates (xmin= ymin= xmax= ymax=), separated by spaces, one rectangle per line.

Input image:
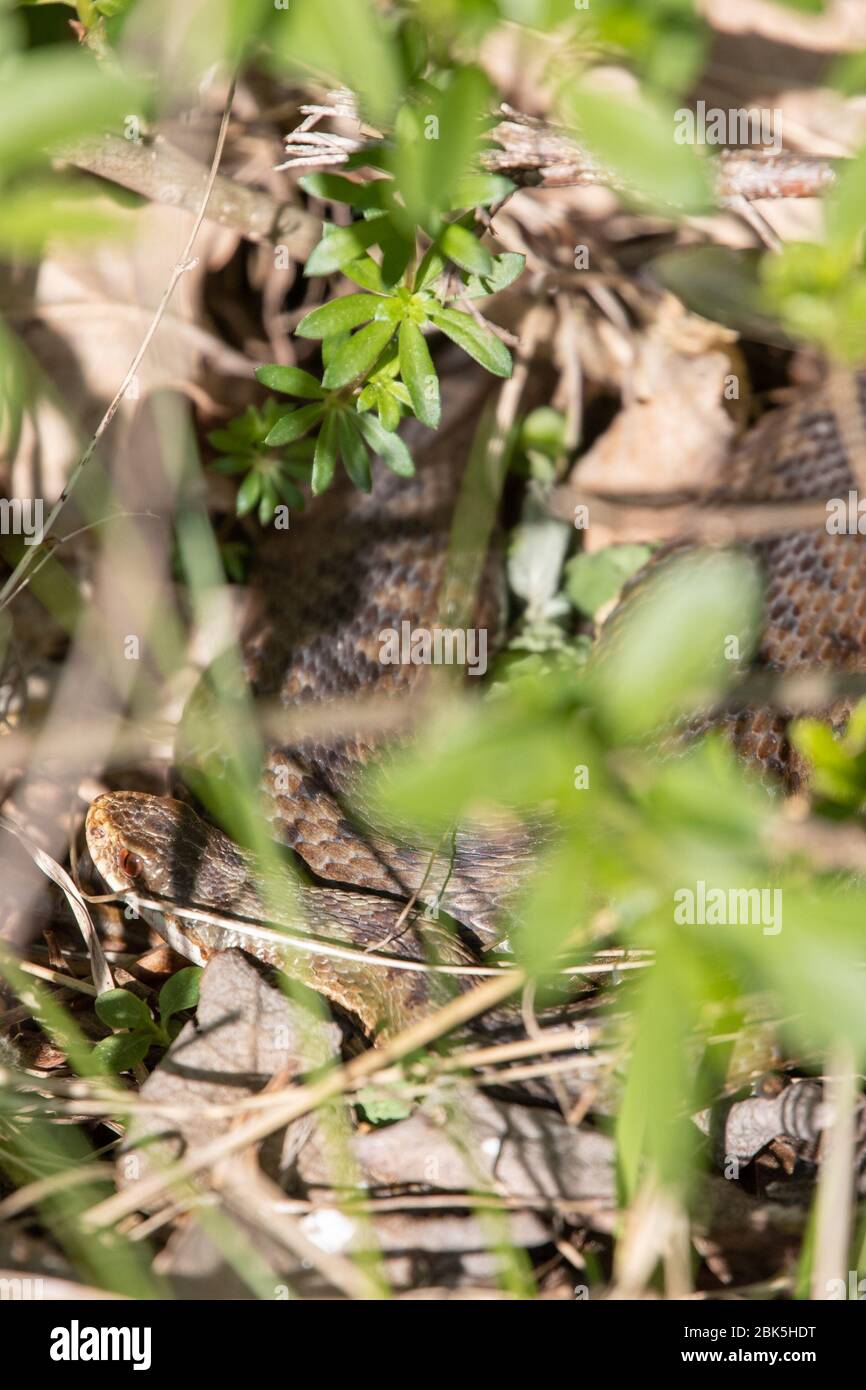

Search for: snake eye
xmin=119 ymin=848 xmax=143 ymax=881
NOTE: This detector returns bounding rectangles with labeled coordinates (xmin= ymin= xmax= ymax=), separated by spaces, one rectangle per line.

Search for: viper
xmin=86 ymin=357 xmax=866 ymax=1037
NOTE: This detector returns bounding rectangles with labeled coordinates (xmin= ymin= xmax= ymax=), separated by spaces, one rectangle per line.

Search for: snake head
xmin=86 ymin=791 xmax=200 ymax=900
xmin=86 ymin=792 xmax=164 ymax=897
xmin=86 ymin=791 xmax=249 ymax=909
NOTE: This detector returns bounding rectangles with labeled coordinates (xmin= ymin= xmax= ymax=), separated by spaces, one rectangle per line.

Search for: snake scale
xmin=86 ymin=358 xmax=866 ymax=1037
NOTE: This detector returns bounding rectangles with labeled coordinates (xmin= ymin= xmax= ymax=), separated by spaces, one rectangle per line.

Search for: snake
xmin=85 ymin=357 xmax=866 ymax=1037
xmin=87 ymin=356 xmax=530 ymax=1039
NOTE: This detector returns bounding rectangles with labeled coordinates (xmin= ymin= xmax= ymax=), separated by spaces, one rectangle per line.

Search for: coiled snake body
xmin=86 ymin=364 xmax=866 ymax=1035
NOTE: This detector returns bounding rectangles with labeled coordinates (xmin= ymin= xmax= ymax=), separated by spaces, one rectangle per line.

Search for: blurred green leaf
xmin=236 ymin=469 xmax=262 ymax=516
xmin=356 ymin=1086 xmax=413 ymax=1124
xmin=830 ymin=49 xmax=866 ymax=96
xmin=564 ymin=86 xmax=712 ymax=214
xmin=452 ymin=172 xmax=515 ymax=209
xmin=590 ymin=549 xmax=762 ymax=741
xmin=583 ymin=0 xmax=707 ymax=95
xmin=566 ymin=544 xmax=652 ymax=619
xmin=761 ymin=243 xmax=866 ymax=363
xmin=275 ymin=0 xmax=402 ymax=125
xmin=368 ymin=691 xmax=594 ymax=834
xmin=0 ymin=50 xmax=139 ymax=174
xmin=391 ymin=65 xmax=492 ymax=230
xmin=617 ymin=939 xmax=702 ymax=1198
xmin=826 ymin=143 xmax=866 ymax=256
xmin=791 ymin=702 xmax=866 ymax=812
xmin=511 ymin=839 xmax=592 ymax=977
xmin=299 ymin=171 xmax=384 ymax=209
xmin=0 ymin=177 xmax=128 ymax=254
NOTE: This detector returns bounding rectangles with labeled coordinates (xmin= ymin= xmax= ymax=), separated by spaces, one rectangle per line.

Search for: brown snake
xmin=86 ymin=362 xmax=866 ymax=1036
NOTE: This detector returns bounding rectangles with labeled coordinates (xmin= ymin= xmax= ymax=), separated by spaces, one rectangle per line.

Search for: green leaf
xmin=357 ymin=413 xmax=415 ymax=477
xmin=275 ymin=474 xmax=306 ymax=509
xmin=565 ymin=544 xmax=653 ymax=619
xmin=427 ymin=304 xmax=512 ymax=377
xmin=451 ymin=173 xmax=515 ymax=209
xmin=322 ymin=319 xmax=397 ymax=389
xmin=297 ymin=294 xmax=383 ymax=339
xmin=391 ymin=65 xmax=492 ymax=229
xmin=789 ymin=707 xmax=866 ymax=810
xmin=299 ymin=172 xmax=383 ymax=209
xmin=207 ymin=429 xmax=246 ymax=453
xmin=322 ymin=332 xmax=350 ymax=369
xmin=366 ymin=689 xmax=589 ymax=834
xmin=0 ymin=178 xmax=127 ymax=255
xmin=236 ymin=470 xmax=263 ymax=517
xmin=0 ymin=52 xmax=139 ymax=174
xmin=378 ymin=225 xmax=415 ymax=288
xmin=520 ymin=406 xmax=567 ymax=458
xmin=304 ymin=219 xmax=384 ymax=277
xmin=254 ymin=365 xmax=325 ymax=398
xmin=209 ymin=456 xmax=251 ymax=475
xmin=590 ymin=549 xmax=763 ymax=741
xmin=158 ymin=967 xmax=202 ymax=1025
xmin=258 ymin=483 xmax=281 ymax=525
xmin=356 ymin=1086 xmax=413 ymax=1124
xmin=440 ymin=223 xmax=494 ymax=276
xmin=512 ymin=841 xmax=591 ymax=977
xmin=826 ymin=144 xmax=866 ymax=256
xmin=337 ymin=414 xmax=372 ymax=491
xmin=276 ymin=0 xmax=401 ymax=126
xmin=398 ymin=320 xmax=441 ymax=428
xmin=95 ymin=988 xmax=153 ymax=1033
xmin=463 ymin=251 xmax=526 ymax=299
xmin=312 ymin=412 xmax=339 ymax=495
xmin=724 ymin=884 xmax=866 ymax=1058
xmin=264 ymin=403 xmax=326 ymax=447
xmin=565 ymin=86 xmax=712 ymax=215
xmin=414 ymin=244 xmax=447 ymax=291
xmin=617 ymin=941 xmax=701 ymax=1198
xmin=93 ymin=1031 xmax=152 ymax=1074
xmin=377 ymin=391 xmax=402 ymax=432
xmin=342 ymin=255 xmax=386 ymax=292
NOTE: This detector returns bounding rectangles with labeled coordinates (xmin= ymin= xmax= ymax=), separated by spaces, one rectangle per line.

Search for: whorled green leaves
xmin=236 ymin=221 xmax=521 ymax=504
xmin=93 ymin=968 xmax=202 ymax=1073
